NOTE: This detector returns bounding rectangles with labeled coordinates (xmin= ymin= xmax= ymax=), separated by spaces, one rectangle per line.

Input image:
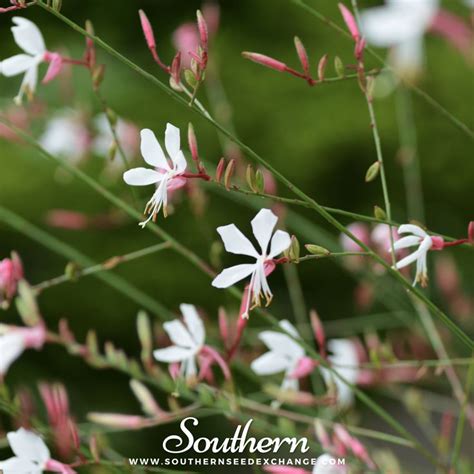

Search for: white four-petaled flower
xmin=212 ymin=209 xmax=291 ymax=318
xmin=153 ymin=304 xmax=205 ymax=379
xmin=360 ymin=0 xmax=439 ymax=77
xmin=0 ymin=17 xmax=47 ymax=104
xmin=251 ymin=320 xmax=306 ymax=392
xmin=393 ymin=223 xmax=441 ymax=287
xmin=0 ymin=427 xmax=75 ymax=474
xmin=123 ymin=124 xmax=187 ymax=226
xmin=320 ymin=339 xmax=360 ymax=408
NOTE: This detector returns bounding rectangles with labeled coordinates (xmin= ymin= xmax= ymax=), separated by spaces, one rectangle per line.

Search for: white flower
xmin=320 ymin=339 xmax=360 ymax=408
xmin=360 ymin=0 xmax=439 ymax=76
xmin=39 ymin=110 xmax=89 ymax=163
xmin=123 ymin=124 xmax=187 ymax=226
xmin=251 ymin=320 xmax=305 ymax=392
xmin=212 ymin=209 xmax=291 ymax=318
xmin=153 ymin=304 xmax=205 ymax=379
xmin=0 ymin=428 xmax=50 ymax=473
xmin=393 ymin=223 xmax=436 ymax=286
xmin=313 ymin=453 xmax=347 ymax=474
xmin=0 ymin=332 xmax=25 ymax=376
xmin=0 ymin=17 xmax=47 ymax=104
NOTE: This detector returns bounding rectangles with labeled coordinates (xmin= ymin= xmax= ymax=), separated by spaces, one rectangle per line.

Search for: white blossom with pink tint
xmin=123 ymin=124 xmax=187 ymax=226
xmin=0 ymin=428 xmax=75 ymax=474
xmin=320 ymin=339 xmax=360 ymax=408
xmin=39 ymin=110 xmax=90 ymax=163
xmin=0 ymin=325 xmax=46 ymax=376
xmin=153 ymin=304 xmax=205 ymax=379
xmin=251 ymin=320 xmax=307 ymax=392
xmin=212 ymin=209 xmax=291 ymax=318
xmin=360 ymin=0 xmax=439 ymax=76
xmin=0 ymin=17 xmax=47 ymax=104
xmin=93 ymin=113 xmax=139 ymax=161
xmin=393 ymin=224 xmax=443 ymax=286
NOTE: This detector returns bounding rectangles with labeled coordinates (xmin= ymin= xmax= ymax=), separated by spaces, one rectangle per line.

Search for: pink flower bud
xmin=338 ymin=3 xmax=360 ymax=41
xmin=218 ymin=307 xmax=229 ymax=348
xmin=314 ymin=420 xmax=331 ymax=450
xmin=187 ymin=122 xmax=199 ymax=163
xmin=242 ymin=52 xmax=287 ymax=72
xmin=139 ymin=9 xmax=156 ymax=50
xmin=310 ymin=309 xmax=326 ymax=357
xmin=196 ymin=9 xmax=208 ymax=50
xmin=468 ymin=221 xmax=474 ymax=243
xmin=317 ymin=53 xmax=328 ymax=82
xmin=87 ymin=412 xmax=147 ymax=429
xmin=171 ymin=51 xmax=181 ymax=85
xmin=289 ymin=356 xmax=317 ymax=379
xmin=0 ymin=252 xmax=23 ymax=306
xmin=294 ymin=36 xmax=310 ymax=77
xmin=216 ymin=157 xmax=226 ymax=182
xmin=45 ymin=210 xmax=90 ymax=230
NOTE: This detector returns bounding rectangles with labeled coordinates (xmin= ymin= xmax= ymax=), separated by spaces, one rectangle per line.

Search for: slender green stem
xmin=396 ymin=86 xmax=425 ymax=222
xmin=451 ymin=353 xmax=474 ymax=467
xmin=33 ymin=242 xmax=171 ymax=291
xmin=0 ymin=205 xmax=173 ymax=319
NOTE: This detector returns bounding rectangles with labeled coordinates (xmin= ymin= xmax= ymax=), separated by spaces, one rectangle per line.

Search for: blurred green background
xmin=0 ymin=0 xmax=473 ymax=472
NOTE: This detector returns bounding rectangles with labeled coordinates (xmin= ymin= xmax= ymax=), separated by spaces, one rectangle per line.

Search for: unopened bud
xmin=52 ymin=0 xmax=62 ymax=12
xmin=374 ymin=205 xmax=387 ymax=220
xmin=242 ymin=52 xmax=287 ymax=72
xmin=215 ymin=158 xmax=225 ymax=182
xmin=317 ymin=54 xmax=328 ymax=82
xmin=86 ymin=330 xmax=99 ymax=356
xmin=169 ymin=76 xmax=182 ymax=92
xmin=139 ymin=10 xmax=156 ymax=50
xmin=137 ymin=311 xmax=153 ymax=364
xmin=187 ymin=123 xmax=199 ymax=163
xmin=310 ymin=309 xmax=326 ymax=357
xmin=365 ymin=161 xmax=380 ymax=182
xmin=171 ymin=52 xmax=181 ymax=86
xmin=305 ymin=244 xmax=330 ymax=256
xmin=334 ymin=56 xmax=345 ymax=78
xmin=294 ymin=36 xmax=310 ymax=77
xmin=246 ymin=164 xmax=257 ymax=192
xmin=224 ymin=159 xmax=236 ymax=190
xmin=288 ymin=235 xmax=300 ymax=262
xmin=468 ymin=221 xmax=474 ymax=243
xmin=92 ymin=64 xmax=105 ymax=90
xmin=184 ymin=69 xmax=198 ymax=88
xmin=88 ymin=412 xmax=145 ymax=429
xmin=196 ymin=10 xmax=208 ymax=50
xmin=65 ymin=261 xmax=81 ymax=281
xmin=255 ymin=169 xmax=265 ymax=194
xmin=338 ymin=3 xmax=360 ymax=41
xmin=107 ymin=141 xmax=117 ymax=161
xmin=130 ymin=379 xmax=163 ymax=417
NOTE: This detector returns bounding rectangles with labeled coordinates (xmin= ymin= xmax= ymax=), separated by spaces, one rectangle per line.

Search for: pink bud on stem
xmin=139 ymin=10 xmax=169 ymax=73
xmin=310 ymin=309 xmax=326 ymax=358
xmin=338 ymin=3 xmax=360 ymax=41
xmin=317 ymin=54 xmax=328 ymax=82
xmin=242 ymin=52 xmax=288 ymax=72
xmin=196 ymin=10 xmax=209 ymax=51
xmin=294 ymin=36 xmax=311 ymax=81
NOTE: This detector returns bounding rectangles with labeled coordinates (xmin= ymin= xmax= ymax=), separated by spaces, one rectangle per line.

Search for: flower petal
xmin=153 ymin=345 xmax=196 ymax=363
xmin=393 ymin=235 xmax=420 ymax=250
xmin=211 ymin=263 xmax=256 ymax=288
xmin=398 ymin=224 xmax=427 ymax=237
xmin=251 ymin=352 xmax=291 ymax=375
xmin=0 ymin=457 xmax=41 ymax=473
xmin=269 ymin=230 xmax=291 ymax=258
xmin=0 ymin=333 xmax=25 ymax=375
xmin=172 ymin=150 xmax=187 ymax=174
xmin=123 ymin=167 xmax=162 ymax=186
xmin=251 ymin=209 xmax=278 ymax=254
xmin=395 ymin=249 xmax=421 ymax=270
xmin=140 ymin=129 xmax=169 ymax=170
xmin=8 ymin=427 xmax=50 ymax=463
xmin=259 ymin=329 xmax=305 ymax=359
xmin=0 ymin=54 xmax=35 ymax=76
xmin=163 ymin=320 xmax=196 ymax=349
xmin=165 ymin=123 xmax=181 ymax=159
xmin=180 ymin=304 xmax=205 ymax=347
xmin=11 ymin=17 xmax=46 ymax=56
xmin=217 ymin=224 xmax=259 ymax=258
